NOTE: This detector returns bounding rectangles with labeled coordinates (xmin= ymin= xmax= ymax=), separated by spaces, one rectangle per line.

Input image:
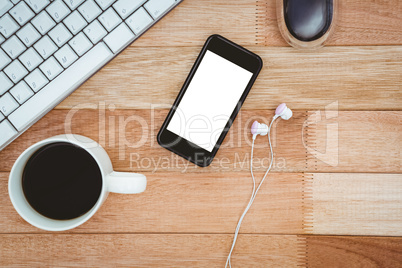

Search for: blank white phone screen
xmin=167 ymin=50 xmax=253 ymax=152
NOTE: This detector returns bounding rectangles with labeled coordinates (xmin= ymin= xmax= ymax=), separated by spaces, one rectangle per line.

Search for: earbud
xmin=275 ymin=103 xmax=292 ymax=120
xmin=229 ymin=103 xmax=294 ymax=267
xmin=250 ymin=103 xmax=292 ymax=140
xmin=251 ymin=121 xmax=268 ymax=140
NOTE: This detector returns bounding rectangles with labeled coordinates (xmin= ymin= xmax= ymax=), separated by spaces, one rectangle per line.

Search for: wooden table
xmin=1 ymin=0 xmax=401 ymax=266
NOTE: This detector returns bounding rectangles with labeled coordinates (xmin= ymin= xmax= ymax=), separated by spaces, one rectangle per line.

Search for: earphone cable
xmin=225 ymin=117 xmax=277 ymax=267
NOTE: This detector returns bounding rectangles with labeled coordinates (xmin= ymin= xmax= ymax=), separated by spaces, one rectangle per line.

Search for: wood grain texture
xmin=0 ymin=109 xmax=307 ymax=173
xmin=307 ymin=173 xmax=402 ymax=236
xmin=0 ymin=172 xmax=306 ymax=233
xmin=306 ymin=111 xmax=402 ymax=173
xmin=1 ymin=234 xmax=401 ymax=267
xmin=1 ymin=0 xmax=401 ymax=265
xmin=127 ymin=0 xmax=402 ymax=47
xmin=256 ymin=0 xmax=402 ymax=46
xmin=305 ymin=236 xmax=402 ymax=268
xmin=0 ymin=110 xmax=399 ymax=173
xmin=0 ymin=234 xmax=303 ymax=267
xmin=2 ymin=172 xmax=401 ymax=236
xmin=132 ymin=0 xmax=259 ymax=47
xmin=0 ymin=0 xmax=402 ymax=267
xmin=55 ymin=46 xmax=402 ymax=111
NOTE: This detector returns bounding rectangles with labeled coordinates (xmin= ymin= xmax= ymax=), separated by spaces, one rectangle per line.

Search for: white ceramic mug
xmin=9 ymin=134 xmax=147 ymax=231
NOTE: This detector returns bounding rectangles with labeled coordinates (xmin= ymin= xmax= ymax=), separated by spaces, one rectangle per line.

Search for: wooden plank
xmin=127 ymin=0 xmax=402 ymax=47
xmin=132 ymin=0 xmax=259 ymax=48
xmin=0 ymin=109 xmax=307 ymax=173
xmin=0 ymin=110 xmax=400 ymax=173
xmin=305 ymin=173 xmax=402 ymax=236
xmin=0 ymin=234 xmax=303 ymax=267
xmin=305 ymin=236 xmax=402 ymax=268
xmin=255 ymin=0 xmax=402 ymax=46
xmin=0 ymin=172 xmax=305 ymax=233
xmin=2 ymin=172 xmax=402 ymax=236
xmin=55 ymin=46 xmax=402 ymax=111
xmin=1 ymin=234 xmax=401 ymax=267
xmin=306 ymin=111 xmax=402 ymax=172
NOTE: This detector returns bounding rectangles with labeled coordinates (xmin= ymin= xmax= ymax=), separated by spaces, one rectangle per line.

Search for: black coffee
xmin=22 ymin=142 xmax=102 ymax=220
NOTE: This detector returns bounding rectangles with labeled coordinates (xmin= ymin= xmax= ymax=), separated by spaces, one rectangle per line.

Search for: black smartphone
xmin=157 ymin=35 xmax=263 ymax=167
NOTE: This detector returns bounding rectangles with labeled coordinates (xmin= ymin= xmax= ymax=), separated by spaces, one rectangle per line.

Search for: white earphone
xmin=251 ymin=103 xmax=293 ymax=139
xmin=274 ymin=102 xmax=293 ymax=120
xmin=225 ymin=103 xmax=293 ymax=268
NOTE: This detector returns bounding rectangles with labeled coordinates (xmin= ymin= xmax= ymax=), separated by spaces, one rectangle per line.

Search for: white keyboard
xmin=0 ymin=0 xmax=182 ymax=151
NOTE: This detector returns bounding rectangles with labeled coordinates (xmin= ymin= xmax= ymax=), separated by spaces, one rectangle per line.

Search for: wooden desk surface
xmin=1 ymin=0 xmax=401 ymax=267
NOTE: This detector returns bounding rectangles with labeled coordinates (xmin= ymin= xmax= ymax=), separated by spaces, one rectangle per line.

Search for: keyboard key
xmin=10 ymin=1 xmax=35 ymax=26
xmin=95 ymin=0 xmax=114 ymax=10
xmin=0 ymin=0 xmax=182 ymax=151
xmin=4 ymin=59 xmax=27 ymax=82
xmin=25 ymin=0 xmax=50 ymax=13
xmin=63 ymin=10 xmax=87 ymax=35
xmin=49 ymin=23 xmax=72 ymax=47
xmin=0 ymin=48 xmax=11 ymax=70
xmin=10 ymin=80 xmax=33 ymax=103
xmin=0 ymin=14 xmax=20 ymax=38
xmin=31 ymin=10 xmax=55 ymax=34
xmin=63 ymin=0 xmax=84 ymax=10
xmin=24 ymin=68 xmax=48 ymax=92
xmin=126 ymin=7 xmax=153 ymax=35
xmin=0 ymin=92 xmax=19 ymax=115
xmin=9 ymin=42 xmax=113 ymax=131
xmin=46 ymin=0 xmax=70 ymax=23
xmin=54 ymin=43 xmax=77 ymax=68
xmin=84 ymin=20 xmax=106 ymax=44
xmin=0 ymin=120 xmax=18 ymax=147
xmin=1 ymin=35 xmax=26 ymax=59
xmin=144 ymin=0 xmax=174 ymax=20
xmin=19 ymin=47 xmax=43 ymax=71
xmin=16 ymin=23 xmax=40 ymax=46
xmin=0 ymin=71 xmax=13 ymax=95
xmin=0 ymin=0 xmax=13 ymax=17
xmin=39 ymin=56 xmax=62 ymax=80
xmin=104 ymin=23 xmax=134 ymax=53
xmin=69 ymin=32 xmax=92 ymax=56
xmin=78 ymin=0 xmax=101 ymax=23
xmin=113 ymin=0 xmax=146 ymax=20
xmin=99 ymin=7 xmax=121 ymax=32
xmin=34 ymin=35 xmax=57 ymax=59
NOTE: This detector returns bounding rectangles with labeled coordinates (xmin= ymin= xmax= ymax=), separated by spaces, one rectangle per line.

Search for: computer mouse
xmin=276 ymin=0 xmax=337 ymax=48
xmin=284 ymin=0 xmax=333 ymax=41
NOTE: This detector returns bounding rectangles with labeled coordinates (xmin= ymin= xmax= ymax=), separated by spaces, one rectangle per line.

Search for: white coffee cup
xmin=9 ymin=134 xmax=147 ymax=231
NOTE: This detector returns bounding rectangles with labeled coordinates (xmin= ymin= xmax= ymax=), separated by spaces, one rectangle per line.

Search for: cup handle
xmin=106 ymin=171 xmax=147 ymax=194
